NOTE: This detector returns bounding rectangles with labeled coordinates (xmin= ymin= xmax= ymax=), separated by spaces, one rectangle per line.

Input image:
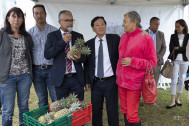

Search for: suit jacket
xmin=168 ymin=33 xmax=189 ymax=61
xmin=0 ymin=30 xmax=33 ymax=83
xmin=146 ymin=29 xmax=166 ymax=65
xmin=44 ymin=29 xmax=86 ymax=87
xmin=84 ymin=34 xmax=120 ymax=88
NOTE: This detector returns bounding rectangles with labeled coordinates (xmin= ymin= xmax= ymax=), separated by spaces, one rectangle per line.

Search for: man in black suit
xmin=44 ymin=10 xmax=85 ymax=101
xmin=84 ymin=16 xmax=120 ymax=126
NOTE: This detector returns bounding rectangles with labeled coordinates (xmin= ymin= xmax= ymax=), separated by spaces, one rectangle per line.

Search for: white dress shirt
xmin=60 ymin=29 xmax=76 ymax=74
xmin=95 ymin=35 xmax=114 ymax=77
xmin=175 ymin=34 xmax=184 ymax=61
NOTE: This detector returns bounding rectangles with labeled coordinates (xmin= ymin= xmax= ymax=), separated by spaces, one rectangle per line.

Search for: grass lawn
xmin=1 ymin=85 xmax=189 ymax=126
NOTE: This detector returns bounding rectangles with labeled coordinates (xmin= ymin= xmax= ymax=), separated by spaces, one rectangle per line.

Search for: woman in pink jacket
xmin=116 ymin=11 xmax=157 ymax=126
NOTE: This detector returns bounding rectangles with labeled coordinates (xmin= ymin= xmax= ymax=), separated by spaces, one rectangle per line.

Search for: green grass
xmin=1 ymin=85 xmax=189 ymax=126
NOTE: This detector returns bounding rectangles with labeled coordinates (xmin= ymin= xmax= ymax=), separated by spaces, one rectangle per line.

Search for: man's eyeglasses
xmin=60 ymin=19 xmax=75 ymax=23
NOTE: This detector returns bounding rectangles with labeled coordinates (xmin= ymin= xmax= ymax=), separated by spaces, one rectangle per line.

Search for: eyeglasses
xmin=60 ymin=19 xmax=75 ymax=23
xmin=34 ymin=12 xmax=45 ymax=15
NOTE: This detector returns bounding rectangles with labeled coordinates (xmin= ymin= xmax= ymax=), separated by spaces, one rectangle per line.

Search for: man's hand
xmin=67 ymin=53 xmax=81 ymax=61
xmin=63 ymin=33 xmax=72 ymax=43
xmin=121 ymin=57 xmax=131 ymax=67
xmin=85 ymin=84 xmax=91 ymax=91
xmin=174 ymin=47 xmax=179 ymax=50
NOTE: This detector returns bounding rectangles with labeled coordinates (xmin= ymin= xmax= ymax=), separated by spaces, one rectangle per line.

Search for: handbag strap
xmin=147 ymin=61 xmax=152 ymax=69
xmin=146 ymin=61 xmax=153 ymax=75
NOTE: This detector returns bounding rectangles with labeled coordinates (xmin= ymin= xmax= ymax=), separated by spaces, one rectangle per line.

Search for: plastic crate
xmin=71 ymin=103 xmax=92 ymax=126
xmin=23 ymin=105 xmax=72 ymax=126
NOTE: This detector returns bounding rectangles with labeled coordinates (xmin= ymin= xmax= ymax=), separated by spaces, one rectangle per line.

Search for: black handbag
xmin=185 ymin=80 xmax=189 ymax=91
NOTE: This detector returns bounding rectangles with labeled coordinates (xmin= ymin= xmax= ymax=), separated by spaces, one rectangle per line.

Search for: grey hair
xmin=58 ymin=10 xmax=72 ymax=20
xmin=124 ymin=11 xmax=141 ymax=28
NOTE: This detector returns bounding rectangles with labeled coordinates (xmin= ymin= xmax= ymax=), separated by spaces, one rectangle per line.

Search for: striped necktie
xmin=64 ymin=33 xmax=72 ymax=73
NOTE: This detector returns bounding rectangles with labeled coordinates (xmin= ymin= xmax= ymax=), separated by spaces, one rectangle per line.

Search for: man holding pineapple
xmin=44 ymin=10 xmax=86 ymax=101
xmin=84 ymin=16 xmax=120 ymax=126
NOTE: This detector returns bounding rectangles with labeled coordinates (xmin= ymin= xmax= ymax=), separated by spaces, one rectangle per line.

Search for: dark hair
xmin=4 ymin=7 xmax=29 ymax=36
xmin=32 ymin=4 xmax=46 ymax=14
xmin=175 ymin=19 xmax=188 ymax=34
xmin=150 ymin=17 xmax=160 ymax=23
xmin=91 ymin=16 xmax=107 ymax=27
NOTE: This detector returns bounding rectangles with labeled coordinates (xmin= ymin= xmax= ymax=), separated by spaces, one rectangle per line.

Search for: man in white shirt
xmin=84 ymin=16 xmax=120 ymax=126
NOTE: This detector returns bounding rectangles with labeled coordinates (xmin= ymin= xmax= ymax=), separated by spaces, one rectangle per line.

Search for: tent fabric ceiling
xmin=36 ymin=0 xmax=188 ymax=6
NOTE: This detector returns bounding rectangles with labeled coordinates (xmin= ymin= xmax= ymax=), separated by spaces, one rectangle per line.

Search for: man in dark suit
xmin=146 ymin=17 xmax=166 ymax=106
xmin=44 ymin=10 xmax=85 ymax=101
xmin=84 ymin=16 xmax=120 ymax=126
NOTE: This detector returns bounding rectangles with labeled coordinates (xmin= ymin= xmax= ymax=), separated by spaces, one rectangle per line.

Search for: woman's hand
xmin=141 ymin=30 xmax=148 ymax=35
xmin=121 ymin=57 xmax=131 ymax=67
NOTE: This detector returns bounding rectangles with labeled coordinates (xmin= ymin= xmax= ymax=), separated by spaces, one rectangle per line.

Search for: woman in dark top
xmin=166 ymin=19 xmax=189 ymax=109
xmin=0 ymin=7 xmax=33 ymax=126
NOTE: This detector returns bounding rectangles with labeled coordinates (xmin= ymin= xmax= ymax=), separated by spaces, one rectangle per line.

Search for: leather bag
xmin=160 ymin=60 xmax=173 ymax=79
xmin=142 ymin=61 xmax=157 ymax=104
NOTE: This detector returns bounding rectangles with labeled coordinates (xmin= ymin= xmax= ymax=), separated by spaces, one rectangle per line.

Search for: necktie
xmin=97 ymin=39 xmax=104 ymax=78
xmin=65 ymin=34 xmax=72 ymax=73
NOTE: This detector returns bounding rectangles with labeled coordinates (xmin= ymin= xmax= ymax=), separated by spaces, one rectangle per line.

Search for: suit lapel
xmin=183 ymin=34 xmax=188 ymax=47
xmin=55 ymin=30 xmax=62 ymax=41
xmin=106 ymin=35 xmax=112 ymax=60
xmin=71 ymin=31 xmax=76 ymax=46
xmin=156 ymin=32 xmax=160 ymax=53
xmin=91 ymin=37 xmax=96 ymax=65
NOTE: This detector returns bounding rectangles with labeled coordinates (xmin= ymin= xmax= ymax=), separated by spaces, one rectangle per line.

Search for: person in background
xmin=146 ymin=17 xmax=166 ymax=107
xmin=84 ymin=16 xmax=120 ymax=126
xmin=116 ymin=11 xmax=157 ymax=126
xmin=0 ymin=7 xmax=33 ymax=126
xmin=44 ymin=10 xmax=85 ymax=101
xmin=28 ymin=4 xmax=57 ymax=107
xmin=166 ymin=19 xmax=189 ymax=109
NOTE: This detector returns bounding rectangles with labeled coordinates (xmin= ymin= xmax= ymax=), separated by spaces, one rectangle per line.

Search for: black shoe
xmin=124 ymin=114 xmax=130 ymax=126
xmin=166 ymin=104 xmax=176 ymax=109
xmin=175 ymin=100 xmax=182 ymax=106
xmin=130 ymin=122 xmax=141 ymax=126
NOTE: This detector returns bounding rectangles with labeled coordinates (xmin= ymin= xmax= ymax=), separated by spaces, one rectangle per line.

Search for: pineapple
xmin=67 ymin=38 xmax=91 ymax=57
xmin=49 ymin=101 xmax=62 ymax=112
xmin=54 ymin=108 xmax=71 ymax=120
xmin=44 ymin=112 xmax=55 ymax=124
xmin=59 ymin=98 xmax=69 ymax=108
xmin=80 ymin=100 xmax=88 ymax=108
xmin=38 ymin=115 xmax=46 ymax=124
xmin=81 ymin=46 xmax=91 ymax=56
xmin=68 ymin=93 xmax=79 ymax=104
xmin=69 ymin=101 xmax=82 ymax=112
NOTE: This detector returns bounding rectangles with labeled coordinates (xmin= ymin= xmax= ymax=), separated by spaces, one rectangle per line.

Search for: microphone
xmin=68 ymin=27 xmax=73 ymax=34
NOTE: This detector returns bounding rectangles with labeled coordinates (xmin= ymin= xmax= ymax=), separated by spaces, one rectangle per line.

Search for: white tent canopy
xmin=33 ymin=0 xmax=188 ymax=6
